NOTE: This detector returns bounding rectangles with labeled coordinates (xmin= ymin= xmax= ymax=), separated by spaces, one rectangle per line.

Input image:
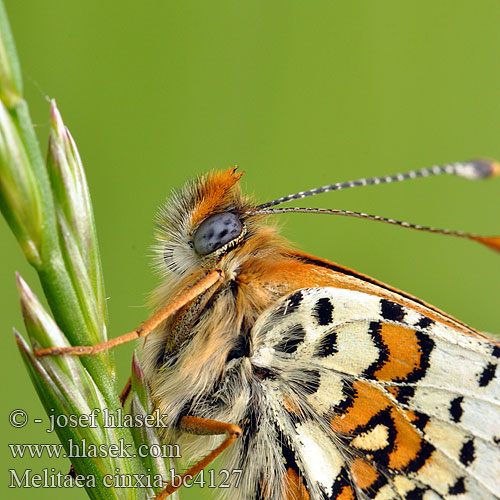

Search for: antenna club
xmin=469 ymin=235 xmax=500 ymax=253
xmin=488 ymin=159 xmax=500 ymax=179
xmin=464 ymin=158 xmax=500 ymax=180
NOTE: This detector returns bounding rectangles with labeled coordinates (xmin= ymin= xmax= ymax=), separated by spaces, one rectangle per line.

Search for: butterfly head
xmin=155 ymin=167 xmax=272 ymax=277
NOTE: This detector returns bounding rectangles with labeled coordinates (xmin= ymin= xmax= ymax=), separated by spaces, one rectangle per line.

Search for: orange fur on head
xmin=191 ymin=167 xmax=245 ymax=227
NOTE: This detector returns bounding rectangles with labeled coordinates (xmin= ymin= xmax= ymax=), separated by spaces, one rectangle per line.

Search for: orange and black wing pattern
xmin=247 ymin=281 xmax=499 ymax=500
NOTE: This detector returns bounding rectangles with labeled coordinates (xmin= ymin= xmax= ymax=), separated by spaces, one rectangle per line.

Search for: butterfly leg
xmin=119 ymin=376 xmax=132 ymax=406
xmin=33 ymin=269 xmax=224 ymax=357
xmin=154 ymin=415 xmax=242 ymax=500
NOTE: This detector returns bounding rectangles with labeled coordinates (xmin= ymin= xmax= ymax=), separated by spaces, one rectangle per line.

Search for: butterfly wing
xmin=249 ymin=287 xmax=500 ymax=500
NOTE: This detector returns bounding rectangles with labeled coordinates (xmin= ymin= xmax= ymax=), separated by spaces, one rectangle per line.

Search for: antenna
xmin=249 ymin=159 xmax=500 ymax=253
xmin=256 ymin=159 xmax=499 ymax=210
xmin=249 ymin=206 xmax=500 ymax=253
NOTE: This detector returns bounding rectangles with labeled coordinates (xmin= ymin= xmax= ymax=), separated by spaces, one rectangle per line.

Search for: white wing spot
xmin=351 ymin=423 xmax=390 ymax=451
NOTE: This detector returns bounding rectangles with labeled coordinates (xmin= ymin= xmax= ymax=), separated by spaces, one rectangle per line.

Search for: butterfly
xmin=37 ymin=160 xmax=500 ymax=500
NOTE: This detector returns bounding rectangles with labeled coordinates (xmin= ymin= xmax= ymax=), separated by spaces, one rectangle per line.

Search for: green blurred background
xmin=2 ymin=1 xmax=499 ymax=499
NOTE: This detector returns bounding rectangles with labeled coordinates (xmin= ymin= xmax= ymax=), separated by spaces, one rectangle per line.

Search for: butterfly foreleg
xmin=33 ymin=269 xmax=224 ymax=357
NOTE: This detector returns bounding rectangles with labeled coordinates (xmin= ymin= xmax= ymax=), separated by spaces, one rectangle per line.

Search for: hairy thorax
xmin=140 ymin=230 xmax=295 ymax=454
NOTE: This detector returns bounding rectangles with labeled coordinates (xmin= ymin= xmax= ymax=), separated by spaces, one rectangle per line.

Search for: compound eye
xmin=193 ymin=212 xmax=242 ymax=256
